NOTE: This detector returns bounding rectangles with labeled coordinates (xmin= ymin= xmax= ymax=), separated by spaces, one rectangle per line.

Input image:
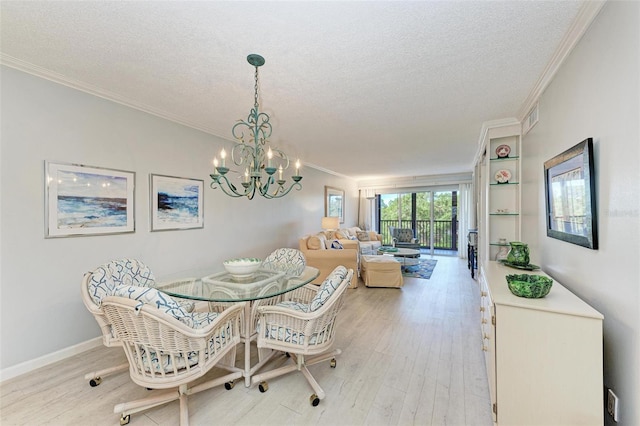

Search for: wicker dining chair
xmin=262 ymin=248 xmax=307 ymax=276
xmin=244 ymin=248 xmax=309 ymax=334
xmin=101 ymin=286 xmax=244 ymax=426
xmin=81 ymin=258 xmax=195 ymax=387
xmin=252 ymin=266 xmax=353 ymax=406
xmin=81 ymin=258 xmax=156 ymax=387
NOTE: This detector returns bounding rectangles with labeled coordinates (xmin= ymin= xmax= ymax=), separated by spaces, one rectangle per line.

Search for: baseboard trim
xmin=0 ymin=337 xmax=103 ymax=383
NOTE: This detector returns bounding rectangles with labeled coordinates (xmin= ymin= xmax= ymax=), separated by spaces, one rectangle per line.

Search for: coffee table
xmin=377 ymin=247 xmax=420 ymax=271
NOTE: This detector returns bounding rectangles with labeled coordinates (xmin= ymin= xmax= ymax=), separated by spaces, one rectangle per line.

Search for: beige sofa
xmin=298 ymin=227 xmax=383 ymax=285
xmin=299 ymin=234 xmax=359 ymax=286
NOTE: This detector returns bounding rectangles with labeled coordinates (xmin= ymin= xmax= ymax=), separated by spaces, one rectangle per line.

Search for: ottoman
xmin=361 ymin=255 xmax=404 ymax=288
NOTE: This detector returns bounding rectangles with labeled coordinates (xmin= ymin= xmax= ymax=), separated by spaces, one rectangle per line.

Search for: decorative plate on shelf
xmin=496 ymin=144 xmax=511 ymax=158
xmin=495 ymin=169 xmax=512 ymax=184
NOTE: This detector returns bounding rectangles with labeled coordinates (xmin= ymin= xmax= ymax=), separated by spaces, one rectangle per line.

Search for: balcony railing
xmin=379 ymin=219 xmax=458 ymax=250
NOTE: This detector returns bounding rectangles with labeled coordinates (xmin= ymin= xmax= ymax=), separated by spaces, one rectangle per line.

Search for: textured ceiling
xmin=0 ymin=1 xmax=587 ymax=181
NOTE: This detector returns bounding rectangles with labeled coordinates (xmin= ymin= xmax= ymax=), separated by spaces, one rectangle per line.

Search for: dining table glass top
xmin=153 ymin=266 xmax=320 ymax=303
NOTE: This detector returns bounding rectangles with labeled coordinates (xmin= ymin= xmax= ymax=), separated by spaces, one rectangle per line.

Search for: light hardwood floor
xmin=0 ymin=256 xmax=493 ymax=426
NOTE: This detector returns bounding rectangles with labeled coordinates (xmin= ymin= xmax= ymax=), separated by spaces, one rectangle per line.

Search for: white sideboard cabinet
xmin=479 ymin=261 xmax=603 ymax=425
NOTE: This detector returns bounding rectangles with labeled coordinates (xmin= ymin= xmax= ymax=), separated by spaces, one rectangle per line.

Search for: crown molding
xmin=517 ymin=1 xmax=607 ymax=121
xmin=0 ymin=54 xmax=227 ymax=138
xmin=1 ymin=54 xmax=345 ymax=179
xmin=302 ymin=161 xmax=356 ymax=180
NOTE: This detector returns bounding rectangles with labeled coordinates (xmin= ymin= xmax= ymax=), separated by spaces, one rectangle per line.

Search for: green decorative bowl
xmin=505 ymin=274 xmax=553 ymax=298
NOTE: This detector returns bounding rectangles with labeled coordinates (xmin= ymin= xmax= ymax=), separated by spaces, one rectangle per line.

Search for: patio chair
xmin=390 ymin=226 xmax=420 ymax=249
xmin=81 ymin=258 xmax=195 ymax=387
xmin=101 ymin=286 xmax=244 ymax=425
xmin=251 ymin=266 xmax=354 ymax=406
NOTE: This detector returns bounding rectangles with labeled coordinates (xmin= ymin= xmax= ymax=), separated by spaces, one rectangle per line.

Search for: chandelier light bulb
xmin=220 ymin=148 xmax=227 ymax=167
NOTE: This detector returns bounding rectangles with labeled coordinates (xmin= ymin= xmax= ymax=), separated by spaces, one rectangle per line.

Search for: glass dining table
xmin=153 ymin=265 xmax=320 ymax=387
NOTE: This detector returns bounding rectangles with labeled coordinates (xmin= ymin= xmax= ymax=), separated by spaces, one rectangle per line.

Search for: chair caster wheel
xmin=89 ymin=377 xmax=102 ymax=387
xmin=310 ymin=394 xmax=320 ymax=406
xmin=330 ymin=358 xmax=337 ymax=368
xmin=259 ymin=381 xmax=268 ymax=393
xmin=225 ymin=381 xmax=235 ymax=390
xmin=120 ymin=414 xmax=130 ymax=425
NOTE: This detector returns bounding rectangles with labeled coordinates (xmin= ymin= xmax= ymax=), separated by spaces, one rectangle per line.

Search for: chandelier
xmin=210 ymin=54 xmax=302 ymax=199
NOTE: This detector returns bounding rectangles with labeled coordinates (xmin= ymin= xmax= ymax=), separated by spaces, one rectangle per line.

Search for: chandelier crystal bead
xmin=210 ymin=54 xmax=302 ymax=200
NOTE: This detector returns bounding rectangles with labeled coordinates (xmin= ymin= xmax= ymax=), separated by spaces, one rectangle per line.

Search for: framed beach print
xmin=150 ymin=174 xmax=204 ymax=231
xmin=544 ymin=138 xmax=598 ymax=249
xmin=324 ymin=185 xmax=345 ymax=224
xmin=45 ymin=162 xmax=135 ymax=238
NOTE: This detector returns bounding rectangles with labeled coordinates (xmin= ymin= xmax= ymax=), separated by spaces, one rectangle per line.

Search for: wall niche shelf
xmin=489 ymin=155 xmax=520 ymax=161
xmin=475 ymin=127 xmax=522 ymax=266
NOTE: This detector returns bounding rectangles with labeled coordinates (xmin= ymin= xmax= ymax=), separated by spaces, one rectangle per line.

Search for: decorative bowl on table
xmin=223 ymin=257 xmax=261 ymax=278
xmin=506 ymin=274 xmax=553 ymax=298
xmin=378 ymin=246 xmax=399 ymax=253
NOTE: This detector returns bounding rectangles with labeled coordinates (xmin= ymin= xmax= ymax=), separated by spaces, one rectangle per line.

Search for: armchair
xmin=101 ymin=286 xmax=244 ymax=425
xmin=252 ymin=266 xmax=354 ymax=406
xmin=390 ymin=227 xmax=421 ymax=250
xmin=80 ymin=258 xmax=156 ymax=387
xmin=81 ymin=258 xmax=195 ymax=387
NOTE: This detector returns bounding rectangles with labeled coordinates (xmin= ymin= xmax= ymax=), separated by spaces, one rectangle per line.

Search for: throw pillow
xmin=397 ymin=228 xmax=414 ymax=242
xmin=328 ymin=239 xmax=343 ymax=249
xmin=339 ymin=228 xmax=351 ymax=238
xmin=356 ymin=231 xmax=371 ymax=242
xmin=307 ymin=236 xmax=324 ymax=250
xmin=335 ymin=230 xmax=347 ymax=240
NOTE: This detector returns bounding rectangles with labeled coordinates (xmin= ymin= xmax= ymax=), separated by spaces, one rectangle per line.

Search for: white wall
xmin=521 ymin=2 xmax=639 ymax=424
xmin=0 ymin=66 xmax=357 ymax=373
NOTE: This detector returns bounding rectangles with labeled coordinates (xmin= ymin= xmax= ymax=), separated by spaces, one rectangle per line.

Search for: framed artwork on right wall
xmin=544 ymin=137 xmax=598 ymax=249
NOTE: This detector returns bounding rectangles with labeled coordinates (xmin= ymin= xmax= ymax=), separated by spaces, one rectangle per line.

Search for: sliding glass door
xmin=378 ymin=190 xmax=458 ymax=255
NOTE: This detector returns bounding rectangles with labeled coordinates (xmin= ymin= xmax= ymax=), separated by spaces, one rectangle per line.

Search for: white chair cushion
xmin=111 ymin=286 xmax=218 ymax=329
xmin=88 ymin=258 xmax=155 ymax=305
xmin=262 ymin=248 xmax=306 ymax=276
xmin=261 ymin=326 xmax=324 ymax=345
xmin=309 ymin=266 xmax=348 ymax=311
xmin=275 ymin=300 xmax=311 ymax=313
xmin=138 ymin=331 xmax=231 ymax=374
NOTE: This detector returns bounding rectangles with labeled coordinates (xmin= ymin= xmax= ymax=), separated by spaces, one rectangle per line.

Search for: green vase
xmin=506 ymin=242 xmax=530 ymax=266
